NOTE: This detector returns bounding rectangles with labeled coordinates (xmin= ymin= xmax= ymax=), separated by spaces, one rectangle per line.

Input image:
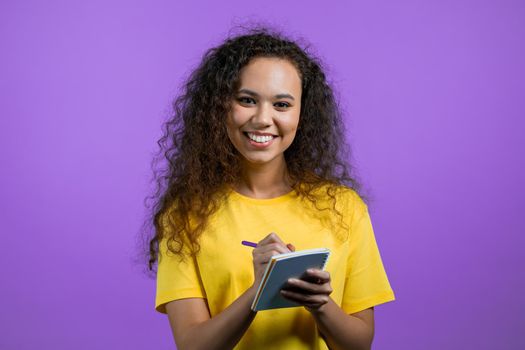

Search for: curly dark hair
xmin=143 ymin=26 xmax=366 ymax=271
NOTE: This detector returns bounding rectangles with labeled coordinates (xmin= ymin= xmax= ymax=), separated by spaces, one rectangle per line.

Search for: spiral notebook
xmin=251 ymin=248 xmax=331 ymax=311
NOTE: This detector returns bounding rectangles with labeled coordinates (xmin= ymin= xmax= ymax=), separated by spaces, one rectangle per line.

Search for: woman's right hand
xmin=251 ymin=232 xmax=295 ymax=288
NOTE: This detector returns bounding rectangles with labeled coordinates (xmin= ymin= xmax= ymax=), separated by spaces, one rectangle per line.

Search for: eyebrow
xmin=237 ymin=88 xmax=295 ymax=101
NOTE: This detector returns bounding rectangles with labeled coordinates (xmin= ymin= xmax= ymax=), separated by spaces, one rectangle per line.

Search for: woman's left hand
xmin=280 ymin=268 xmax=333 ymax=313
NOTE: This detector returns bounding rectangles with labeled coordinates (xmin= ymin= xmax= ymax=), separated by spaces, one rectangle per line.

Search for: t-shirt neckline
xmin=228 ymin=188 xmax=297 ymax=205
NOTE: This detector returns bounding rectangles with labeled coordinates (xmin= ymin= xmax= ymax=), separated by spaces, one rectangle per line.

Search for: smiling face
xmin=226 ymin=57 xmax=302 ymax=169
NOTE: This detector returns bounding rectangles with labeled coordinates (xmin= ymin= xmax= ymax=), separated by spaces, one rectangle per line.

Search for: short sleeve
xmin=341 ymin=198 xmax=395 ymax=314
xmin=155 ymin=236 xmax=207 ymax=314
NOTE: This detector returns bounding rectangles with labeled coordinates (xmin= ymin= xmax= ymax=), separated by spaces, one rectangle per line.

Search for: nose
xmin=251 ymin=102 xmax=274 ymax=127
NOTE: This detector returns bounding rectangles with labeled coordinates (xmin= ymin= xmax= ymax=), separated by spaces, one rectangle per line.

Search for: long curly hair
xmin=144 ymin=27 xmax=366 ymax=271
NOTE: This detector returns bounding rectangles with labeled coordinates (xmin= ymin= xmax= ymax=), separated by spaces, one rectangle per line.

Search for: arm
xmin=312 ymin=302 xmax=374 ymax=350
xmin=165 ymin=288 xmax=257 ymax=350
xmin=281 ymin=269 xmax=374 ymax=350
xmin=165 ymin=232 xmax=293 ymax=350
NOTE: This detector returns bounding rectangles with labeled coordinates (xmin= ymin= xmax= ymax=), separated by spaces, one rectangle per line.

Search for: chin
xmin=241 ymin=154 xmax=279 ymax=165
xmin=244 ymin=158 xmax=273 ymax=165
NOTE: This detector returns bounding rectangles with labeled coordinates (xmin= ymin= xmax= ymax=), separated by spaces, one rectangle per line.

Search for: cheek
xmin=226 ymin=110 xmax=241 ymax=131
xmin=283 ymin=113 xmax=301 ymax=135
xmin=227 ymin=109 xmax=247 ymax=130
xmin=225 ymin=114 xmax=244 ymax=148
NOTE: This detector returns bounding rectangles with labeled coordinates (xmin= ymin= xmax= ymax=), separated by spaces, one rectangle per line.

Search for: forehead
xmin=237 ymin=57 xmax=302 ymax=97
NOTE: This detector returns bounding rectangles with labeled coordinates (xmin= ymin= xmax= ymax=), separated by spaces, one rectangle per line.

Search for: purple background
xmin=1 ymin=0 xmax=524 ymax=349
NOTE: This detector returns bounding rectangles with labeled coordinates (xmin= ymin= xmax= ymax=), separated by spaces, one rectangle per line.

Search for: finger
xmin=285 ymin=278 xmax=333 ymax=295
xmin=258 ymin=232 xmax=286 ymax=246
xmin=286 ymin=243 xmax=295 ymax=252
xmin=253 ymin=255 xmax=270 ymax=265
xmin=255 ymin=242 xmax=290 ymax=255
xmin=254 ymin=251 xmax=287 ymax=265
xmin=304 ymin=269 xmax=331 ymax=283
xmin=280 ymin=289 xmax=329 ymax=307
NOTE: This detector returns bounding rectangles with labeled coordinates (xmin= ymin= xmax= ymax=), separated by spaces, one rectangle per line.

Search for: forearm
xmin=311 ymin=299 xmax=373 ymax=350
xmin=178 ymin=287 xmax=257 ymax=350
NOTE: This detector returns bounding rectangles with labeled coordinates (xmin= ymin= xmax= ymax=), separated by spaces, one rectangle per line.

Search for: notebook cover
xmin=251 ymin=248 xmax=330 ymax=311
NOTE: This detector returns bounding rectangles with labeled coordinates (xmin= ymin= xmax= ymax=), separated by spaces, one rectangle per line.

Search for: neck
xmin=234 ymin=157 xmax=292 ymax=199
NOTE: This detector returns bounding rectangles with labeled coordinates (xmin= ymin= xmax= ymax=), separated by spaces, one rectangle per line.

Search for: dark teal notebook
xmin=251 ymin=248 xmax=331 ymax=311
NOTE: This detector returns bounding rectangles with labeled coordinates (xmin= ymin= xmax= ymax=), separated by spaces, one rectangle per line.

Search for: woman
xmin=147 ymin=28 xmax=395 ymax=349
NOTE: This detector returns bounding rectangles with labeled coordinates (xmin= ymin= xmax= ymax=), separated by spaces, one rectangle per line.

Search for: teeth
xmin=247 ymin=133 xmax=274 ymax=143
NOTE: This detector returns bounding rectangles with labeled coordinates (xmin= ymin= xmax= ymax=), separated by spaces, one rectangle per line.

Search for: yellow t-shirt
xmin=155 ymin=186 xmax=395 ymax=349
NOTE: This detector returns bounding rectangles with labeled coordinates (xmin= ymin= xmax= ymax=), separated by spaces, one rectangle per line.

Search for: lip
xmin=243 ymin=132 xmax=276 ymax=148
xmin=244 ymin=131 xmax=278 ymax=137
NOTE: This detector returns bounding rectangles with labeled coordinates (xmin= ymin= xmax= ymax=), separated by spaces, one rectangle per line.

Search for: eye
xmin=238 ymin=96 xmax=256 ymax=105
xmin=274 ymin=102 xmax=290 ymax=109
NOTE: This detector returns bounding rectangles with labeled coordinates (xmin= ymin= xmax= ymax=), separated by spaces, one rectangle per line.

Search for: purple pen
xmin=241 ymin=240 xmax=258 ymax=248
